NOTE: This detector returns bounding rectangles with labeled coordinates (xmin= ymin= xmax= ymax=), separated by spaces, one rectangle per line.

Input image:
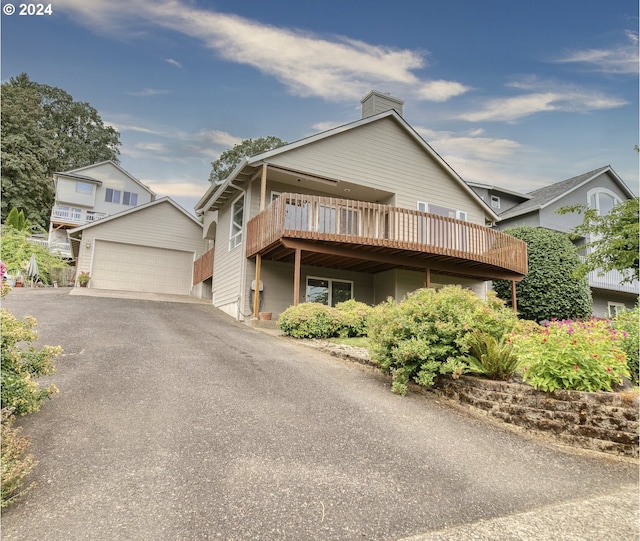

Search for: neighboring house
xmin=68 ymin=197 xmax=207 ymax=297
xmin=194 ymin=91 xmax=527 ymax=321
xmin=476 ymin=166 xmax=639 ymax=318
xmin=47 ymin=161 xmax=156 ymax=257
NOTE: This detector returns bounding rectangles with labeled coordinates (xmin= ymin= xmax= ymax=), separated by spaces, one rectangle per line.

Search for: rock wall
xmin=433 ymin=376 xmax=639 ymax=458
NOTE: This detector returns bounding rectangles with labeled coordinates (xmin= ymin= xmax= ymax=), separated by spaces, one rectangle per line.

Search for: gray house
xmin=194 ymin=91 xmax=527 ymax=321
xmin=473 ymin=166 xmax=638 ymax=317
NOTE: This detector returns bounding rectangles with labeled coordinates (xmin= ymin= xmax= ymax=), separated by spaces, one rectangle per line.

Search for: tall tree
xmin=209 ymin=136 xmax=287 ymax=184
xmin=558 ymin=198 xmax=640 ymax=284
xmin=1 ymin=74 xmax=121 ymax=228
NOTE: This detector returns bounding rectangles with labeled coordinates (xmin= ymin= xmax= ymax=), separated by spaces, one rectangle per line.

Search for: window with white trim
xmin=490 ymin=195 xmax=501 ymax=209
xmin=417 ymin=201 xmax=467 ymax=220
xmin=105 ymin=188 xmax=121 ymax=203
xmin=607 ymin=302 xmax=626 ymax=318
xmin=306 ymin=277 xmax=353 ymax=306
xmin=229 ymin=195 xmax=245 ymax=250
xmin=588 ymin=188 xmax=621 ymax=216
xmin=76 ymin=181 xmax=93 ymax=195
xmin=123 ymin=191 xmax=138 ymax=206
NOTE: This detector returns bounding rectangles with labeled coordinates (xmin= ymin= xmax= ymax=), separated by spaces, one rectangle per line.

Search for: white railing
xmin=26 ymin=237 xmax=72 ymax=257
xmin=587 ymin=268 xmax=640 ymax=294
xmin=51 ymin=207 xmax=107 ymax=225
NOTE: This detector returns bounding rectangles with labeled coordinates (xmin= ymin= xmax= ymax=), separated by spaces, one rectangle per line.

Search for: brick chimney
xmin=361 ymin=90 xmax=404 ymax=118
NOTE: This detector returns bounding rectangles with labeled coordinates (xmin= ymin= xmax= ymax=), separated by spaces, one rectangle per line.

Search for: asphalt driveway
xmin=2 ymin=288 xmax=638 ymax=541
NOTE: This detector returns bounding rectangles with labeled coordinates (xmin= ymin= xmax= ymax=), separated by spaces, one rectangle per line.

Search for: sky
xmin=2 ymin=0 xmax=638 ymax=214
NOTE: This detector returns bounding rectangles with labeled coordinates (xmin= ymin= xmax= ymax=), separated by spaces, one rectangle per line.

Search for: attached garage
xmin=69 ymin=198 xmax=206 ymax=297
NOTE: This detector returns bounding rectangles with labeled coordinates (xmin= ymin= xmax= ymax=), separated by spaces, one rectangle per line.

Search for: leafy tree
xmin=1 ymin=227 xmax=68 ymax=285
xmin=209 ymin=136 xmax=287 ymax=183
xmin=1 ymin=73 xmax=121 ymax=228
xmin=1 ymin=81 xmax=56 ymax=229
xmin=558 ymin=198 xmax=639 ymax=284
xmin=493 ymin=227 xmax=592 ymax=321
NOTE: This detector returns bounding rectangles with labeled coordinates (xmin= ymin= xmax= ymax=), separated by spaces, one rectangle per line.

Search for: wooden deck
xmin=247 ymin=194 xmax=527 ymax=281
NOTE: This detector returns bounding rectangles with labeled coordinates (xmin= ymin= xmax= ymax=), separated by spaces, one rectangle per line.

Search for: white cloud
xmin=55 ymin=0 xmax=469 ymax=103
xmin=165 ymin=58 xmax=183 ymax=69
xmin=459 ymin=78 xmax=627 ymax=122
xmin=555 ymin=30 xmax=639 ymax=75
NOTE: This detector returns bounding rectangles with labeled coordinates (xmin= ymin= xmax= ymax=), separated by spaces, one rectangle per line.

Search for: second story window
xmin=105 ymin=188 xmax=121 ymax=204
xmin=229 ymin=195 xmax=245 ymax=250
xmin=417 ymin=201 xmax=467 ymax=220
xmin=76 ymin=181 xmax=93 ymax=195
xmin=490 ymin=195 xmax=501 ymax=209
xmin=123 ymin=191 xmax=138 ymax=206
xmin=589 ymin=189 xmax=620 ymax=216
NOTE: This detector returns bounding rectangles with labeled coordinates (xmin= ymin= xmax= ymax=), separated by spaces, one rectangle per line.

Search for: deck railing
xmin=247 ymin=193 xmax=527 ymax=275
xmin=51 ymin=206 xmax=107 ymax=225
xmin=193 ymin=247 xmax=214 ymax=284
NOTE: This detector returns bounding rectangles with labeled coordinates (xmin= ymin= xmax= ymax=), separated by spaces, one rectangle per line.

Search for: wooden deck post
xmin=511 ymin=280 xmax=518 ymax=313
xmin=253 ymin=255 xmax=262 ymax=318
xmin=425 ymin=267 xmax=431 ymax=288
xmin=252 ymin=163 xmax=268 ymax=318
xmin=293 ymin=248 xmax=301 ymax=306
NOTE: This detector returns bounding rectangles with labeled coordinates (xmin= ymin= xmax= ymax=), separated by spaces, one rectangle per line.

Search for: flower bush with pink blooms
xmin=512 ymin=318 xmax=630 ymax=392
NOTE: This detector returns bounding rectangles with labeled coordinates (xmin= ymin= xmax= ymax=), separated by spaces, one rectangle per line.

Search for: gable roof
xmin=195 ymin=109 xmax=499 ymax=221
xmin=498 ymin=165 xmax=636 ymax=220
xmin=60 ymin=160 xmax=157 ymax=197
xmin=67 ymin=196 xmax=202 ymax=238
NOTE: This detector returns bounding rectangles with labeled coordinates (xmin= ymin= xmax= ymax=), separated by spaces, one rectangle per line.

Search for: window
xmin=123 ymin=191 xmax=138 ymax=206
xmin=607 ymin=302 xmax=626 ymax=318
xmin=229 ymin=195 xmax=244 ymax=250
xmin=76 ymin=181 xmax=93 ymax=195
xmin=490 ymin=195 xmax=501 ymax=209
xmin=105 ymin=188 xmax=121 ymax=203
xmin=306 ymin=277 xmax=353 ymax=306
xmin=589 ymin=189 xmax=620 ymax=216
xmin=417 ymin=201 xmax=467 ymax=220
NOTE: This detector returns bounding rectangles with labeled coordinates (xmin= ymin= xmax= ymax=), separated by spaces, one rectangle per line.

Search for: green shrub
xmin=1 ymin=227 xmax=68 ymax=285
xmin=1 ymin=408 xmax=37 ymax=508
xmin=367 ymin=286 xmax=518 ymax=394
xmin=493 ymin=227 xmax=592 ymax=321
xmin=333 ymin=299 xmax=373 ymax=337
xmin=463 ymin=330 xmax=521 ymax=381
xmin=278 ymin=302 xmax=342 ymax=339
xmin=1 ymin=308 xmax=61 ymax=415
xmin=512 ymin=318 xmax=630 ymax=392
xmin=612 ymin=306 xmax=639 ymax=385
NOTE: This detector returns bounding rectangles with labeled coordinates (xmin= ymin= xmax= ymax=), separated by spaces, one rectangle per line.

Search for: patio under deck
xmin=247 ymin=193 xmax=527 ymax=283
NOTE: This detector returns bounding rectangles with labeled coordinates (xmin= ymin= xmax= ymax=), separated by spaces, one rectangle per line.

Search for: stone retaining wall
xmin=433 ymin=376 xmax=639 ymax=459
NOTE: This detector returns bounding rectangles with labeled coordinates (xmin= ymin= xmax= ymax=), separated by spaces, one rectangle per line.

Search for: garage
xmin=68 ymin=198 xmax=206 ymax=297
xmin=92 ymin=241 xmax=194 ymax=296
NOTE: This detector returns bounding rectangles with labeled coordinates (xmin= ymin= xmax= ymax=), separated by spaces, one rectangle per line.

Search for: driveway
xmin=2 ymin=288 xmax=638 ymax=541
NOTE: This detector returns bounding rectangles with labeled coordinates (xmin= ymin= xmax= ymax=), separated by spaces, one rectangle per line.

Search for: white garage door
xmin=92 ymin=241 xmax=194 ymax=295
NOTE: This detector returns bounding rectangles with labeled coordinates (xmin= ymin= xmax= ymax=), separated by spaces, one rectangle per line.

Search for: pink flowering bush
xmin=512 ymin=318 xmax=630 ymax=392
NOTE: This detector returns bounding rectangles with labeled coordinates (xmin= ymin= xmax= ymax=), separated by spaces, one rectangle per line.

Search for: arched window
xmin=587 ymin=188 xmax=621 ymax=216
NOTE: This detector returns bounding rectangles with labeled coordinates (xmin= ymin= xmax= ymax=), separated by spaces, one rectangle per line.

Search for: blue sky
xmin=2 ymin=0 xmax=638 ymax=213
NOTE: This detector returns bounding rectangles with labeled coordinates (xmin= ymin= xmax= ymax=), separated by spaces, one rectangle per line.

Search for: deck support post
xmin=425 ymin=267 xmax=431 ymax=288
xmin=252 ymin=164 xmax=268 ymax=319
xmin=511 ymin=280 xmax=518 ymax=313
xmin=253 ymin=254 xmax=262 ymax=318
xmin=293 ymin=248 xmax=301 ymax=306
